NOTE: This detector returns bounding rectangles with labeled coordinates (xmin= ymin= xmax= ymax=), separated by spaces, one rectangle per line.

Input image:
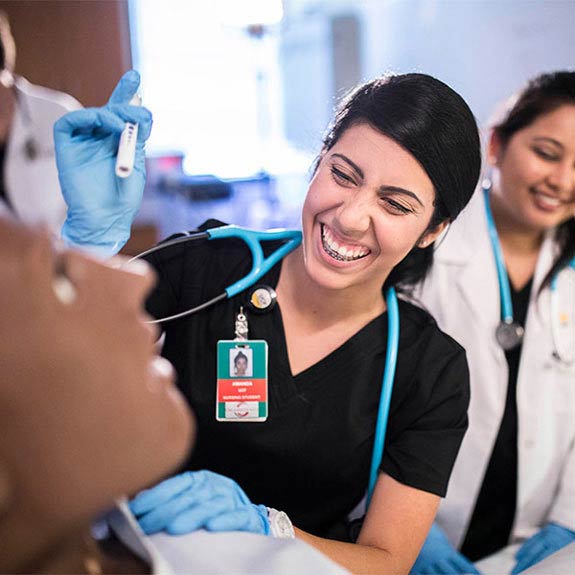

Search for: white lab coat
xmin=0 ymin=76 xmax=81 ymax=232
xmin=417 ymin=189 xmax=575 ymax=548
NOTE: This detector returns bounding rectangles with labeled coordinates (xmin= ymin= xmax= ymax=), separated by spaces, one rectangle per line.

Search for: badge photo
xmin=216 ymin=340 xmax=269 ymax=422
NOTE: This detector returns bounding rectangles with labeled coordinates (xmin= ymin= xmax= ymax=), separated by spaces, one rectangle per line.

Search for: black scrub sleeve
xmin=381 ymin=333 xmax=470 ymax=497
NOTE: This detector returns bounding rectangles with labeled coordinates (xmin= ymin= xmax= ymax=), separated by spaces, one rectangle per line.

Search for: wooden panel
xmin=0 ymin=0 xmax=131 ymax=106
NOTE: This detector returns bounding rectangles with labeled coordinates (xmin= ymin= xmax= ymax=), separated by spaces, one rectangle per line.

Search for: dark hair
xmin=234 ymin=351 xmax=248 ymax=365
xmin=492 ymin=71 xmax=575 ymax=292
xmin=318 ymin=73 xmax=481 ymax=291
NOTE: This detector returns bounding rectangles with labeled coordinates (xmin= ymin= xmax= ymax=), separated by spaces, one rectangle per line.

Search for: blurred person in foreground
xmin=0 ymin=10 xmax=81 ymax=231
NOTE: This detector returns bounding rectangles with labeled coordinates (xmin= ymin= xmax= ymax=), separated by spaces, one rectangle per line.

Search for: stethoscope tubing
xmin=11 ymin=78 xmax=40 ymax=161
xmin=128 ymin=225 xmax=302 ymax=324
xmin=550 ymin=259 xmax=575 ymax=366
xmin=483 ymin=183 xmax=514 ymax=323
xmin=367 ymin=286 xmax=399 ymax=507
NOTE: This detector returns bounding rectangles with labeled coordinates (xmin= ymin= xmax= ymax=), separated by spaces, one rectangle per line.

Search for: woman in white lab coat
xmin=0 ymin=11 xmax=81 ymax=232
xmin=414 ymin=71 xmax=575 ymax=575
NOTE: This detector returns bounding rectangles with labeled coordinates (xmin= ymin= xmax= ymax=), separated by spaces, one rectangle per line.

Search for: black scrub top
xmin=146 ymin=221 xmax=470 ymax=541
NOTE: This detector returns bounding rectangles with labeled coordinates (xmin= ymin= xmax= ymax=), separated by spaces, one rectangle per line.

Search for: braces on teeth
xmin=321 ymin=225 xmax=368 ymax=262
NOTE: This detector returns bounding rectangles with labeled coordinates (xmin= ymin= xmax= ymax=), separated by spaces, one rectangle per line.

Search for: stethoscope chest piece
xmin=496 ymin=319 xmax=524 ymax=350
xmin=247 ymin=285 xmax=277 ymax=313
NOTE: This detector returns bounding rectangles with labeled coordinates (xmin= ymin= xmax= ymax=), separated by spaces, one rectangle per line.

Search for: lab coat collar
xmin=433 ymin=188 xmax=486 ymax=266
xmin=432 ymin=188 xmax=559 ymax=327
xmin=432 ymin=189 xmax=501 ymax=329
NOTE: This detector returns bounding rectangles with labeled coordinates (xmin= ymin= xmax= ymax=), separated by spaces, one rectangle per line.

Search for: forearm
xmin=296 ymin=475 xmax=438 ymax=573
xmin=295 ymin=527 xmax=408 ymax=575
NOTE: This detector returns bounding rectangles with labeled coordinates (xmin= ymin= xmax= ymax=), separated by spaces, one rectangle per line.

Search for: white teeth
xmin=539 ymin=194 xmax=560 ymax=206
xmin=534 ymin=191 xmax=562 ymax=208
xmin=321 ymin=225 xmax=370 ymax=262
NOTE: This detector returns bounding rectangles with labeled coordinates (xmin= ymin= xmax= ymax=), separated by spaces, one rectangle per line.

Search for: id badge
xmin=216 ymin=340 xmax=268 ymax=422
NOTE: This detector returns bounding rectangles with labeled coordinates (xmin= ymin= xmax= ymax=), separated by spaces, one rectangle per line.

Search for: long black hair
xmin=317 ymin=73 xmax=482 ymax=292
xmin=492 ymin=71 xmax=575 ymax=292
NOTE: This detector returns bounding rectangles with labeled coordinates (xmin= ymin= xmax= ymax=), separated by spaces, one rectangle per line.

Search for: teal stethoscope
xmin=483 ymin=181 xmax=575 ymax=364
xmin=132 ymin=224 xmax=399 ymax=505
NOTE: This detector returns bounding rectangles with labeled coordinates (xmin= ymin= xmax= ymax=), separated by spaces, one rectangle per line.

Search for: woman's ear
xmin=418 ymin=220 xmax=450 ymax=249
xmin=487 ymin=130 xmax=502 ymax=167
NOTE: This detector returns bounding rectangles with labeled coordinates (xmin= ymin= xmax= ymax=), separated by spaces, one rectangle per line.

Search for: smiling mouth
xmin=530 ymin=189 xmax=572 ymax=209
xmin=321 ymin=224 xmax=371 ymax=262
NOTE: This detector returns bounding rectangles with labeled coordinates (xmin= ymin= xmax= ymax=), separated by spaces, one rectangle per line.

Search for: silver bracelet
xmin=267 ymin=507 xmax=296 ymax=539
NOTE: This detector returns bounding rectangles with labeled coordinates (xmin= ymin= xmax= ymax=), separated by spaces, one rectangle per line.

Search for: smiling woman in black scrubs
xmin=55 ymin=71 xmax=481 ymax=574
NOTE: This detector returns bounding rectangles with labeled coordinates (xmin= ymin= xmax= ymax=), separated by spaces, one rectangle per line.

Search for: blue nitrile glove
xmin=54 ymin=70 xmax=153 ymax=258
xmin=411 ymin=522 xmax=481 ymax=575
xmin=129 ymin=470 xmax=270 ymax=536
xmin=511 ymin=522 xmax=575 ymax=574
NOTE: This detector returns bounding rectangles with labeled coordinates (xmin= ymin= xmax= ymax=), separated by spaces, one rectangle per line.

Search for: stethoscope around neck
xmin=130 ymin=224 xmax=399 ymax=506
xmin=550 ymin=260 xmax=575 ymax=366
xmin=1 ymin=72 xmax=41 ymax=161
xmin=483 ymin=180 xmax=574 ymax=365
xmin=17 ymin=88 xmax=41 ymax=161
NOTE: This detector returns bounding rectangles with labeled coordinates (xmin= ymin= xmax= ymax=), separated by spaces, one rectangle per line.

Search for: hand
xmin=54 ymin=70 xmax=153 ymax=258
xmin=129 ymin=470 xmax=270 ymax=536
xmin=411 ymin=522 xmax=481 ymax=574
xmin=511 ymin=523 xmax=575 ymax=574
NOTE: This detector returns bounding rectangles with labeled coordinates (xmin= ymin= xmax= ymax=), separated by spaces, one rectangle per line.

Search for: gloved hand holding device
xmin=129 ymin=470 xmax=275 ymax=536
xmin=411 ymin=522 xmax=481 ymax=575
xmin=54 ymin=70 xmax=153 ymax=258
xmin=511 ymin=522 xmax=575 ymax=574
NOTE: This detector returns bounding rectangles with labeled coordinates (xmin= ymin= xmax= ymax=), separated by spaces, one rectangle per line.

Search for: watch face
xmin=496 ymin=321 xmax=524 ymax=350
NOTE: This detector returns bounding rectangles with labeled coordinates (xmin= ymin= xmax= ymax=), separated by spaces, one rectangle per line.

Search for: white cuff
xmin=267 ymin=507 xmax=295 ymax=539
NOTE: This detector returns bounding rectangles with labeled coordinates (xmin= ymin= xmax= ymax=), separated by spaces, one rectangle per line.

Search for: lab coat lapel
xmin=434 ymin=190 xmax=501 ymax=332
xmin=515 ymin=232 xmax=559 ymax=511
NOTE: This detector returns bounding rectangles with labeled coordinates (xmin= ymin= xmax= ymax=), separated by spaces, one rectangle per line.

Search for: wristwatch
xmin=267 ymin=507 xmax=295 ymax=539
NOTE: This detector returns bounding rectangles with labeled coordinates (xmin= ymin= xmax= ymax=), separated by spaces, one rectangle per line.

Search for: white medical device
xmin=115 ymin=94 xmax=142 ymax=178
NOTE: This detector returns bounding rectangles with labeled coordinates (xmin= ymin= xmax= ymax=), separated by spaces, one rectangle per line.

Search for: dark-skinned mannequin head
xmin=0 ymin=216 xmax=195 ymax=573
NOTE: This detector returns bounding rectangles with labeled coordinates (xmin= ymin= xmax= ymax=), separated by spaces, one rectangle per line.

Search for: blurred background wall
xmin=1 ymin=0 xmax=573 ymax=246
xmin=0 ymin=0 xmax=131 ymax=106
